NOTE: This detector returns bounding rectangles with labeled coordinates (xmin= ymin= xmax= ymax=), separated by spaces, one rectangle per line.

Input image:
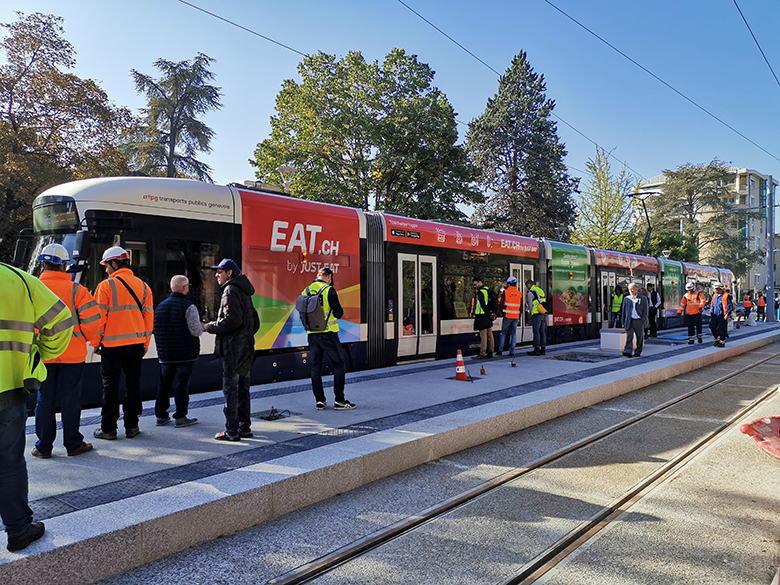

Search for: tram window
xmin=125 ymin=241 xmax=148 ymax=267
xmin=442 ymin=263 xmax=503 ymax=319
xmin=125 ymin=241 xmax=150 ymax=283
xmin=165 ymin=240 xmax=221 ymax=322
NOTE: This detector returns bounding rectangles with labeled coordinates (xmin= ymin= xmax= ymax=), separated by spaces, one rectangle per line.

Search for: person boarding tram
xmin=496 ymin=276 xmax=521 ymax=356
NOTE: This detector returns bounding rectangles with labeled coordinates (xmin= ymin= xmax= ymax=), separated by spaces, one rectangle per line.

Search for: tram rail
xmin=266 ymin=351 xmax=780 ymax=585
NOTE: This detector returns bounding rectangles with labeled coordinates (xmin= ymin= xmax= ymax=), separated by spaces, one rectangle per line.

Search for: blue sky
xmin=3 ymin=0 xmax=780 ymax=191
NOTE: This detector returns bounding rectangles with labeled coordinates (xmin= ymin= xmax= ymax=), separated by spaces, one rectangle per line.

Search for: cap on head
xmin=507 ymin=276 xmax=517 ymax=284
xmin=39 ymin=243 xmax=69 ymax=264
xmin=100 ymin=246 xmax=130 ymax=265
xmin=685 ymin=282 xmax=695 ymax=291
xmin=211 ymin=258 xmax=240 ymax=274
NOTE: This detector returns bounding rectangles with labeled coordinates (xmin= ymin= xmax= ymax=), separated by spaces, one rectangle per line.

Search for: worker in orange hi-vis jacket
xmin=92 ymin=246 xmax=153 ymax=441
xmin=678 ymin=282 xmax=706 ymax=345
xmin=33 ymin=244 xmax=103 ymax=459
xmin=756 ymin=292 xmax=766 ymax=322
xmin=743 ymin=291 xmax=753 ymax=319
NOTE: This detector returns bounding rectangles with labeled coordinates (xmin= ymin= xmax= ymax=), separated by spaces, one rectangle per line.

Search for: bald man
xmin=153 ymin=275 xmax=202 ymax=427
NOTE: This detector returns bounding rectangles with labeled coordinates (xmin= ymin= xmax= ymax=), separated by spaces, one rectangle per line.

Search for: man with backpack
xmin=203 ymin=259 xmax=260 ymax=440
xmin=299 ymin=267 xmax=355 ymax=411
xmin=471 ymin=276 xmax=496 ymax=360
xmin=525 ymin=279 xmax=548 ymax=356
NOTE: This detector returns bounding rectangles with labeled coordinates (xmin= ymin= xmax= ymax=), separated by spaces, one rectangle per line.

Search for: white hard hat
xmin=685 ymin=282 xmax=695 ymax=291
xmin=100 ymin=246 xmax=130 ymax=265
xmin=39 ymin=243 xmax=69 ymax=264
xmin=713 ymin=281 xmax=724 ymax=289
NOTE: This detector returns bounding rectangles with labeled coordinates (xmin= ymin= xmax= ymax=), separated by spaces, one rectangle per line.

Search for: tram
xmin=22 ymin=177 xmax=734 ymax=405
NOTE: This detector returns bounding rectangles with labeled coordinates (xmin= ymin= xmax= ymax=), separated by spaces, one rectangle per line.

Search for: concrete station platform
xmin=3 ymin=323 xmax=780 ymax=584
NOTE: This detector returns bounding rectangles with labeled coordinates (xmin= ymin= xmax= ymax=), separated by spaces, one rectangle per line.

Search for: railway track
xmin=266 ymin=350 xmax=780 ymax=585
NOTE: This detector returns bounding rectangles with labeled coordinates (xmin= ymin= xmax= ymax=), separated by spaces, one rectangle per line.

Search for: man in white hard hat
xmin=92 ymin=246 xmax=153 ymax=440
xmin=677 ymin=282 xmax=706 ymax=345
xmin=709 ymin=282 xmax=733 ymax=348
xmin=33 ymin=244 xmax=102 ymax=458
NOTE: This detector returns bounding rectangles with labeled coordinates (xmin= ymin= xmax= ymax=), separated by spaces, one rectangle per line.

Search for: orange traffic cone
xmin=455 ymin=350 xmax=468 ymax=381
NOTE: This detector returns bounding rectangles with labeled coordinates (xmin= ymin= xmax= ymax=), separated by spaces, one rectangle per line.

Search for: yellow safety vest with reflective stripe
xmin=530 ymin=286 xmax=546 ymax=316
xmin=611 ymin=293 xmax=623 ymax=312
xmin=474 ymin=286 xmax=490 ymax=315
xmin=303 ymin=280 xmax=339 ymax=333
xmin=94 ymin=267 xmax=154 ymax=348
xmin=0 ymin=262 xmax=73 ymax=394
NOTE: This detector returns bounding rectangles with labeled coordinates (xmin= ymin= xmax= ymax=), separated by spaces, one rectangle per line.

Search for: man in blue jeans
xmin=154 ymin=275 xmax=201 ymax=428
xmin=303 ymin=267 xmax=355 ymax=411
xmin=203 ymin=260 xmax=259 ymax=441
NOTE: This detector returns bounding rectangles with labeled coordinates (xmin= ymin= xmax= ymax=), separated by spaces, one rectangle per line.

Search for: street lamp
xmin=629 ymin=191 xmax=660 ymax=256
xmin=276 ymin=165 xmax=298 ymax=192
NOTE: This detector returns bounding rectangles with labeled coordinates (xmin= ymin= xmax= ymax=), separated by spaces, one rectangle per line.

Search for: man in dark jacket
xmin=154 ymin=275 xmax=201 ymax=428
xmin=203 ymin=259 xmax=258 ymax=441
xmin=622 ymin=283 xmax=649 ymax=358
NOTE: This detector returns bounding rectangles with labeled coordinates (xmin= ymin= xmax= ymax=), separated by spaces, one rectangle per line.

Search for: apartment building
xmin=639 ymin=167 xmax=778 ymax=298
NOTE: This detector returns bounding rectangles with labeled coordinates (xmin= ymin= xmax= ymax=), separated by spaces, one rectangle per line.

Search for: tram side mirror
xmin=72 ymin=229 xmax=91 ymax=261
xmin=12 ymin=239 xmax=28 ymax=267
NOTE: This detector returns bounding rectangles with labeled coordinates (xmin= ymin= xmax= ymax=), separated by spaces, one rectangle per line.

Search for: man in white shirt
xmin=622 ymin=283 xmax=649 ymax=358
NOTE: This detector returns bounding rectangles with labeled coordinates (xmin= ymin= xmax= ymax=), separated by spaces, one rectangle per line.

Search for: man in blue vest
xmin=154 ymin=275 xmax=201 ymax=428
xmin=303 ymin=267 xmax=355 ymax=411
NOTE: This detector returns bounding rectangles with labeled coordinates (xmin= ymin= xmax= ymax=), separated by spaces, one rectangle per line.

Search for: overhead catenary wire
xmin=178 ymin=0 xmax=596 ymax=178
xmin=731 ymin=0 xmax=780 ymax=89
xmin=176 ymin=0 xmax=597 ymax=180
xmin=396 ymin=0 xmax=639 ymax=179
xmin=542 ymin=0 xmax=780 ymax=165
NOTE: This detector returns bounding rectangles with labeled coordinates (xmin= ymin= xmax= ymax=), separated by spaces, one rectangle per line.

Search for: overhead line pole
xmin=766 ymin=177 xmax=775 ymax=322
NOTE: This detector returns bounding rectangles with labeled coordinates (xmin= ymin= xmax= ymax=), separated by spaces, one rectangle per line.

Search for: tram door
xmin=509 ymin=263 xmax=534 ymax=343
xmin=601 ymin=271 xmax=616 ymax=326
xmin=397 ymin=254 xmax=438 ymax=357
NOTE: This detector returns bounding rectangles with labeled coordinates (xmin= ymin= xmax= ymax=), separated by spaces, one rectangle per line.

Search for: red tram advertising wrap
xmin=240 ymin=190 xmax=364 ymax=349
xmin=384 ymin=215 xmax=538 ymax=257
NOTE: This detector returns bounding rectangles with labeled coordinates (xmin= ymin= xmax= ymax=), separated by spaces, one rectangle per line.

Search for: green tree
xmin=0 ymin=12 xmax=134 ymax=262
xmin=126 ymin=53 xmax=222 ymax=182
xmin=466 ymin=51 xmax=579 ymax=238
xmin=571 ymin=147 xmax=635 ymax=249
xmin=619 ymin=230 xmax=698 ymax=262
xmin=252 ymin=49 xmax=480 ymax=219
xmin=645 ymin=159 xmax=762 ymax=277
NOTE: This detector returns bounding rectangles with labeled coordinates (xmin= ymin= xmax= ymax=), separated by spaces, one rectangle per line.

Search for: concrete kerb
xmin=3 ymin=329 xmax=780 ymax=585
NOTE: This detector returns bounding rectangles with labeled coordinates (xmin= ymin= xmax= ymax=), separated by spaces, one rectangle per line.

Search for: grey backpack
xmin=296 ymin=285 xmax=331 ymax=331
